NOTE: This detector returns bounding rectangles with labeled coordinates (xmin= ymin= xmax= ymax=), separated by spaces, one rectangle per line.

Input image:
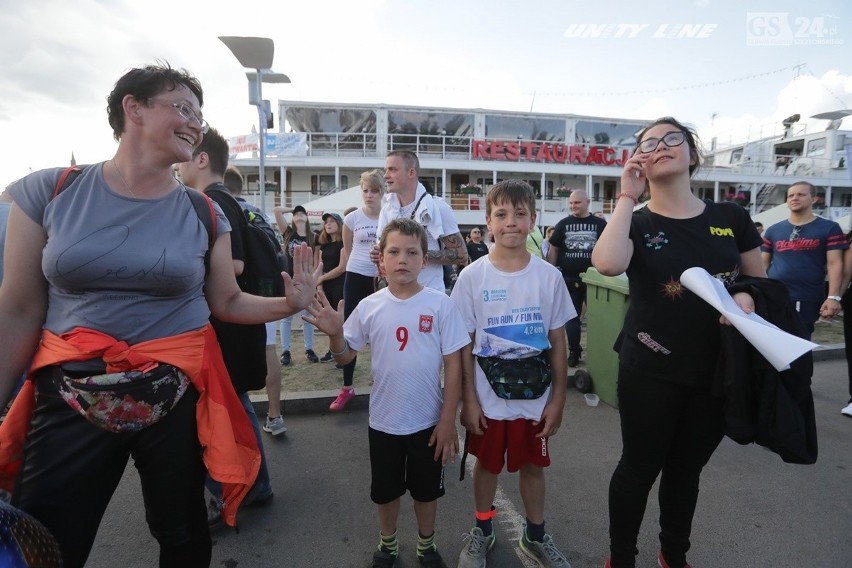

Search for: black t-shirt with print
xmin=550 ymin=214 xmax=608 ymax=280
xmin=618 ymin=201 xmax=762 ymax=387
xmin=283 ymin=232 xmax=310 ymax=277
xmin=466 ymin=241 xmax=489 ymax=263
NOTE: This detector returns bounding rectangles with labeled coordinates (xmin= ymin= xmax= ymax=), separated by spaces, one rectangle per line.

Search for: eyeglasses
xmin=789 ymin=225 xmax=802 ymax=241
xmin=637 ymin=131 xmax=686 ymax=153
xmin=470 ymin=231 xmax=480 ymax=235
xmin=149 ymin=98 xmax=209 ymax=133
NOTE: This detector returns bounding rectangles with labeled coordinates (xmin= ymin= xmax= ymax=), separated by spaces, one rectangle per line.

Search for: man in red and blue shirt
xmin=761 ymin=181 xmax=847 ymax=339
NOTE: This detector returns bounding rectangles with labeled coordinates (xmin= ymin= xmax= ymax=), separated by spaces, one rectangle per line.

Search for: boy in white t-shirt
xmin=306 ymin=218 xmax=470 ymax=568
xmin=451 ymin=180 xmax=574 ymax=568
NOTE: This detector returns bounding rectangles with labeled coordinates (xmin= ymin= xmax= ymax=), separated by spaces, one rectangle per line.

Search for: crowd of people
xmin=0 ymin=61 xmax=848 ymax=568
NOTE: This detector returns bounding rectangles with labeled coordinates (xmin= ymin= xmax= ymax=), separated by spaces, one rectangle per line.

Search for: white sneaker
xmin=262 ymin=415 xmax=287 ymax=435
xmin=519 ymin=529 xmax=571 ymax=567
xmin=457 ymin=527 xmax=495 ymax=568
xmin=841 ymin=402 xmax=852 ymax=417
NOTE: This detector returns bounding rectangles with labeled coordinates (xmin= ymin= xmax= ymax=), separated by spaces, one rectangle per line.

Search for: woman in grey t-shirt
xmin=0 ymin=63 xmax=319 ymax=568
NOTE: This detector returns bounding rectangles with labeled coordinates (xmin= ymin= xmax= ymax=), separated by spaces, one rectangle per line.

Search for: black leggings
xmin=842 ymin=288 xmax=852 ymax=403
xmin=342 ymin=272 xmax=376 ymax=387
xmin=564 ymin=280 xmax=585 ymax=352
xmin=608 ymin=366 xmax=724 ymax=568
xmin=13 ymin=370 xmax=211 ymax=568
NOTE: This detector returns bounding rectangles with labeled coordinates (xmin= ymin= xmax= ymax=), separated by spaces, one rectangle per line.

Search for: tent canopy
xmin=296 ymin=186 xmax=364 ymax=220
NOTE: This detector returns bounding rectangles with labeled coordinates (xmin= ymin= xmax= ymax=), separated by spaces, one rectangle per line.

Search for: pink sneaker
xmin=329 ymin=387 xmax=356 ymax=411
xmin=658 ymin=550 xmax=691 ymax=568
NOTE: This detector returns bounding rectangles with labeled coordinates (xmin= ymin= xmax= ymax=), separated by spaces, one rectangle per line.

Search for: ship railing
xmin=702 ymin=154 xmax=843 ymax=178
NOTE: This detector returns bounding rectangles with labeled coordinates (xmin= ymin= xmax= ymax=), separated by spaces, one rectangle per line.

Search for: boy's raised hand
xmin=303 ymin=288 xmax=344 ymax=337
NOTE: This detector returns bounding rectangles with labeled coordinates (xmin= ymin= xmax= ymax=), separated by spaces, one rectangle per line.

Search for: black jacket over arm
xmin=713 ymin=276 xmax=817 ymax=465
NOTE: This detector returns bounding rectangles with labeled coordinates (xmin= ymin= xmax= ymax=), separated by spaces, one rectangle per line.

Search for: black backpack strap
xmin=52 ymin=166 xmax=84 ymax=198
xmin=459 ymin=431 xmax=470 ymax=481
xmin=186 ymin=188 xmax=217 ymax=272
xmin=204 ymin=185 xmax=249 ymax=231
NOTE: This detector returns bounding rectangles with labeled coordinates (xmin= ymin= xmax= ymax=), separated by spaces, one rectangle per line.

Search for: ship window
xmin=806 ymin=138 xmax=826 ymax=157
xmin=310 ymin=175 xmax=348 ymax=194
xmin=575 ymin=120 xmax=641 ymax=146
xmin=485 ymin=116 xmax=565 ymax=142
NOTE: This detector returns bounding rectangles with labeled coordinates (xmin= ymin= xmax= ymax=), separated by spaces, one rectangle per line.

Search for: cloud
xmin=697 ymin=69 xmax=852 ymax=149
xmin=1 ymin=0 xmax=849 ymax=188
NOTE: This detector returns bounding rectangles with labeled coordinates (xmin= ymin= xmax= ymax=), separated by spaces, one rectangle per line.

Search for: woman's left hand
xmin=720 ymin=291 xmax=755 ymax=326
xmin=283 ymin=242 xmax=322 ymax=313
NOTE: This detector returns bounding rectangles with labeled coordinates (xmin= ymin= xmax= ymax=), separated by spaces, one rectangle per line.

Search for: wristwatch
xmin=827 ymin=295 xmax=842 ymax=302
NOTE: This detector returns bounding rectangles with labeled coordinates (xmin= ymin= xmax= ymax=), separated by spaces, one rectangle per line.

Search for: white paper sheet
xmin=679 ymin=267 xmax=818 ymax=371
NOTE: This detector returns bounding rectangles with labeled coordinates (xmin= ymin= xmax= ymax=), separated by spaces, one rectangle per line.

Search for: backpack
xmin=53 ymin=166 xmax=217 ymax=270
xmin=206 ymin=187 xmax=285 ymax=298
xmin=243 ymin=205 xmax=289 ymax=277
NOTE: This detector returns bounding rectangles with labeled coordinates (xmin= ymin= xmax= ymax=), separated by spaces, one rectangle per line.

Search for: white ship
xmin=228 ymin=101 xmax=851 ymax=229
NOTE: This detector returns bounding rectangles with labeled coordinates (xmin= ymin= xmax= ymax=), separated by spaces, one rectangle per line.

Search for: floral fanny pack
xmin=476 ymin=351 xmax=552 ymax=400
xmin=53 ymin=364 xmax=190 ymax=433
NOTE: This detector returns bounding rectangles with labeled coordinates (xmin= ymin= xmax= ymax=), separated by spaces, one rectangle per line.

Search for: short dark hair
xmin=379 ymin=218 xmax=427 ymax=255
xmin=789 ymin=180 xmax=817 ymax=197
xmin=635 ymin=116 xmax=702 ymax=177
xmin=193 ymin=126 xmax=229 ymax=177
xmin=223 ymin=166 xmax=243 ymax=195
xmin=386 ymin=150 xmax=420 ymax=176
xmin=107 ymin=62 xmax=203 ymax=141
xmin=485 ymin=179 xmax=537 ymax=217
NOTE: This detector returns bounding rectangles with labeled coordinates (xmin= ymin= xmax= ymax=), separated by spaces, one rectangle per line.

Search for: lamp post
xmin=219 ymin=36 xmax=290 ymax=214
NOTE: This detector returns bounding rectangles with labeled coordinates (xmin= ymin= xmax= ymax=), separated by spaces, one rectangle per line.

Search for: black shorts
xmin=368 ymin=426 xmax=445 ymax=504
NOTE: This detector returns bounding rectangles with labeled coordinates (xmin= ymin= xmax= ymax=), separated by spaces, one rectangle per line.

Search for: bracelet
xmin=329 ymin=338 xmax=350 ymax=357
xmin=827 ymin=295 xmax=842 ymax=302
xmin=616 ymin=192 xmax=639 ymax=205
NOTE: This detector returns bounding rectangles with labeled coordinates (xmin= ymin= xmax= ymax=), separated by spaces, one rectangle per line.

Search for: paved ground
xmin=87 ymin=357 xmax=851 ymax=567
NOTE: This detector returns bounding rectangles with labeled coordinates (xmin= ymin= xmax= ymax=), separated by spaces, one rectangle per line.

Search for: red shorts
xmin=467 ymin=417 xmax=550 ymax=474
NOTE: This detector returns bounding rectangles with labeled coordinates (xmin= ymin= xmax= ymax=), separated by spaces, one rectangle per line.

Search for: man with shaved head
xmin=548 ymin=189 xmax=607 ymax=367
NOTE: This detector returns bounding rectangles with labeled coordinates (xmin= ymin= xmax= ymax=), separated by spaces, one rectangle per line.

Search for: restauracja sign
xmin=472 ymin=140 xmax=630 ymax=166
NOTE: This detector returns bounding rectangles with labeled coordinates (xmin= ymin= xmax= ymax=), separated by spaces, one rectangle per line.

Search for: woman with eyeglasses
xmin=0 ymin=63 xmax=319 ymax=567
xmin=592 ymin=117 xmax=765 ymax=568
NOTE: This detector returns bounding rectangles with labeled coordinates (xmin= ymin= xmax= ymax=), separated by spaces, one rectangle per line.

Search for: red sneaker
xmin=658 ymin=550 xmax=691 ymax=568
xmin=329 ymin=387 xmax=356 ymax=411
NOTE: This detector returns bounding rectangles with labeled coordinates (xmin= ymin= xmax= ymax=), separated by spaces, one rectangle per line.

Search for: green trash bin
xmin=579 ymin=268 xmax=629 ymax=408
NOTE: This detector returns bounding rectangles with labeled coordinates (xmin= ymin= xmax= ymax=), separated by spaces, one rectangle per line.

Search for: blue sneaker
xmin=262 ymin=415 xmax=287 ymax=436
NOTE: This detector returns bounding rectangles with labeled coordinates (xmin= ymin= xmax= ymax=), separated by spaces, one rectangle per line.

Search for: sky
xmin=1 ymin=0 xmax=851 ymax=189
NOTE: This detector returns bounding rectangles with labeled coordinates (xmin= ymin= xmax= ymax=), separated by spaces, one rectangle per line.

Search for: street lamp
xmin=219 ymin=36 xmax=290 ymax=214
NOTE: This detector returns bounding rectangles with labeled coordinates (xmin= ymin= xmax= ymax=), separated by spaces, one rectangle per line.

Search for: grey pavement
xmin=87 ymin=353 xmax=851 ymax=567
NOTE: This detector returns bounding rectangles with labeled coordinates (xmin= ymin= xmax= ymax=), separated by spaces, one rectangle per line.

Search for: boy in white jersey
xmin=306 ymin=218 xmax=469 ymax=568
xmin=451 ymin=180 xmax=574 ymax=568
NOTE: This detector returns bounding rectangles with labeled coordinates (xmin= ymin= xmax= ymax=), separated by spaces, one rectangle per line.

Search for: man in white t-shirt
xmin=372 ymin=150 xmax=467 ymax=291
